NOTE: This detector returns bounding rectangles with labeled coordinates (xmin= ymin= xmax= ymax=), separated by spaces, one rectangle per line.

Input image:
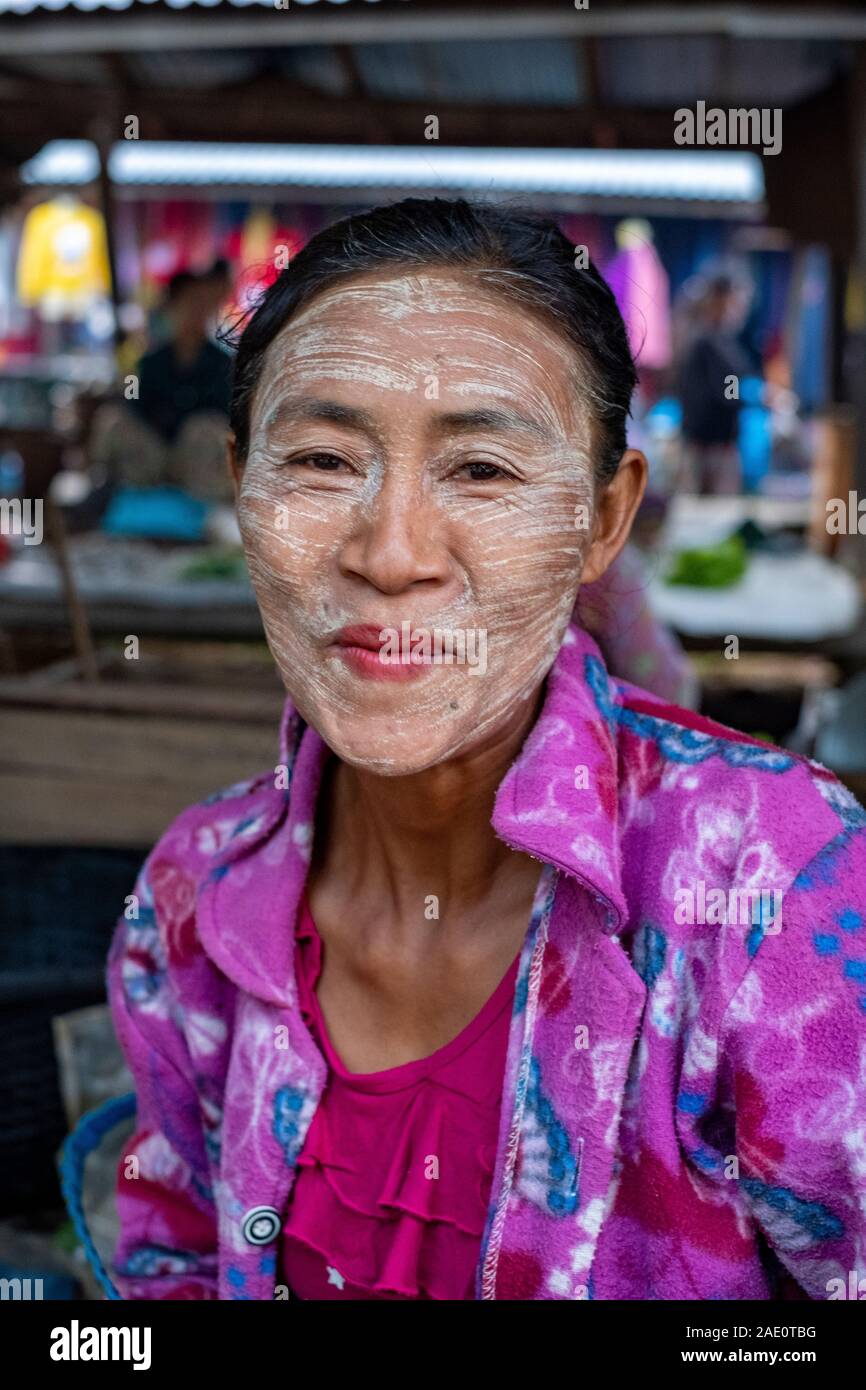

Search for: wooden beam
xmin=578 ymin=34 xmax=621 ymax=150
xmin=0 ymin=77 xmax=682 ymax=149
xmin=334 ymin=42 xmax=391 ymax=144
xmin=0 ymin=707 xmax=279 ymax=847
xmin=2 ymin=5 xmax=866 ymax=59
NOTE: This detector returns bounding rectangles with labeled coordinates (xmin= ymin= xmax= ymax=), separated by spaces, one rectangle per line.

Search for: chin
xmin=315 ymin=712 xmax=466 ymax=777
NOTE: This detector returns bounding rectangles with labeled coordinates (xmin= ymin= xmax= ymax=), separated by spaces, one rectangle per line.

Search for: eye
xmin=285 ymin=452 xmax=350 ymax=472
xmin=456 ymin=460 xmax=514 ymax=482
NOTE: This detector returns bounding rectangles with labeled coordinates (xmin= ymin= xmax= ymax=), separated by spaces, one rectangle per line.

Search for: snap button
xmin=242 ymin=1206 xmax=281 ymax=1246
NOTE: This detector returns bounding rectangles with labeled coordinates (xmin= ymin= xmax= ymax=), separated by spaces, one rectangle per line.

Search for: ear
xmin=226 ymin=430 xmax=243 ymax=504
xmin=580 ymin=449 xmax=648 ymax=586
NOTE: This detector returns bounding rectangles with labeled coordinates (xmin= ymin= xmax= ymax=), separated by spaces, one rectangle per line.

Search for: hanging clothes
xmin=604 ymin=219 xmax=673 ymax=370
xmin=16 ymin=197 xmax=111 ymax=320
xmin=788 ymin=245 xmax=832 ymax=413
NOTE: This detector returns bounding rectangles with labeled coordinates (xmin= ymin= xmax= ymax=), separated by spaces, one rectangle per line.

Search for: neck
xmin=173 ymin=332 xmax=203 ymax=365
xmin=310 ymin=685 xmax=544 ymax=925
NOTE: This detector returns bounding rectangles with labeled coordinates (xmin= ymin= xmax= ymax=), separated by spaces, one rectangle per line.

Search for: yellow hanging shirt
xmin=17 ymin=199 xmax=111 ymax=316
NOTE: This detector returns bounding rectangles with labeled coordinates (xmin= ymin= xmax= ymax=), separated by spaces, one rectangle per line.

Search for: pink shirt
xmin=278 ymin=893 xmax=520 ymax=1300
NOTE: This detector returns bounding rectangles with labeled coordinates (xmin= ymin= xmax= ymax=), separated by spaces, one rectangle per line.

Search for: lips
xmin=327 ymin=622 xmax=428 ymax=682
xmin=331 ymin=623 xmax=390 ymax=652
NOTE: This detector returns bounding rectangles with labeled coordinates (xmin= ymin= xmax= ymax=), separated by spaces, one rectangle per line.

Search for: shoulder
xmin=598 ymin=661 xmax=866 ymax=900
xmin=615 ymin=671 xmax=857 ymax=816
xmin=108 ymin=768 xmax=282 ymax=996
xmin=609 ymin=673 xmax=866 ymax=1011
xmin=202 ymin=339 xmax=232 ymax=369
xmin=680 ymin=334 xmax=714 ymax=368
xmin=147 ymin=767 xmax=281 ymax=874
xmin=137 ymin=343 xmax=171 ymax=372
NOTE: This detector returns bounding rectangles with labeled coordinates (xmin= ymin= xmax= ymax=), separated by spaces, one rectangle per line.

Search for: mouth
xmin=326 ymin=622 xmax=431 ymax=682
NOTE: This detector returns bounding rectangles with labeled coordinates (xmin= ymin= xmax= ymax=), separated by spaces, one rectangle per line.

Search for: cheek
xmin=237 ymin=461 xmax=356 ymax=581
xmin=452 ymin=477 xmax=592 ymax=612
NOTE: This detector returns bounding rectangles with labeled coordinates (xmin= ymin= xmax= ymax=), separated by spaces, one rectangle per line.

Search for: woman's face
xmin=237 ymin=268 xmax=600 ymax=775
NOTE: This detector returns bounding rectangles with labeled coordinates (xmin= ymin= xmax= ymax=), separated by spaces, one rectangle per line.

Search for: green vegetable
xmin=665 ymin=535 xmax=748 ymax=588
xmin=178 ymin=547 xmax=247 ymax=582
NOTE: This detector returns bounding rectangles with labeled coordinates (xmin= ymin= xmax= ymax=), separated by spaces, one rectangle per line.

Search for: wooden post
xmin=44 ymin=496 xmax=100 ymax=684
xmin=89 ymin=115 xmax=122 ymax=350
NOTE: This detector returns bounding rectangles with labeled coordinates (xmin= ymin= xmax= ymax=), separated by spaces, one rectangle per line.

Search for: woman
xmin=108 ymin=198 xmax=866 ymax=1301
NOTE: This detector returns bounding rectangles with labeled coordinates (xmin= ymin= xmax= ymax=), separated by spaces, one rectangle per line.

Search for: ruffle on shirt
xmin=296 ymin=1082 xmax=498 ymax=1231
xmin=283 ymin=1086 xmax=500 ymax=1299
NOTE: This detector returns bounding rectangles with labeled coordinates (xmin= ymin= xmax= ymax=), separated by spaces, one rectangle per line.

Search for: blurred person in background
xmin=199 ymin=257 xmax=233 ymax=330
xmin=89 ymin=265 xmax=234 ymax=503
xmin=676 ymin=268 xmax=756 ymax=494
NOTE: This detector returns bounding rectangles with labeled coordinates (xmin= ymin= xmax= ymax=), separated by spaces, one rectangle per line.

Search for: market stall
xmin=2 ymin=0 xmax=866 ymax=1303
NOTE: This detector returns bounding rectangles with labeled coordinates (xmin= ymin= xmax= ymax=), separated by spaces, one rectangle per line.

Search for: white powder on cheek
xmin=237 ymin=271 xmax=598 ymax=773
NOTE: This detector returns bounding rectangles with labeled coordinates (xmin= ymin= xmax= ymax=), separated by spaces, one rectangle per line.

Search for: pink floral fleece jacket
xmin=106 ymin=622 xmax=866 ymax=1301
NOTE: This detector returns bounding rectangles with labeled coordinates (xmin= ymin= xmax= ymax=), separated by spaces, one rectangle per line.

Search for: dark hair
xmin=706 ymin=273 xmax=737 ymax=297
xmin=166 ymin=270 xmax=198 ymax=304
xmin=203 ymin=257 xmax=232 ymax=284
xmin=223 ymin=197 xmax=637 ymax=484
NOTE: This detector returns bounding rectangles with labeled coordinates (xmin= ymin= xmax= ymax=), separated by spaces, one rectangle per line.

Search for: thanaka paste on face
xmin=237 ymin=269 xmax=598 ymax=775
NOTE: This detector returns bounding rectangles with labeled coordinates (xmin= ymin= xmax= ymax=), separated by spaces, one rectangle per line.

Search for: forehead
xmin=278 ymin=267 xmax=569 ymax=340
xmin=253 ymin=268 xmax=588 ymax=430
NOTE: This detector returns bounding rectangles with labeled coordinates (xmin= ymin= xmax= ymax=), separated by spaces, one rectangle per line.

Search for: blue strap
xmin=58 ymin=1092 xmax=137 ymax=1301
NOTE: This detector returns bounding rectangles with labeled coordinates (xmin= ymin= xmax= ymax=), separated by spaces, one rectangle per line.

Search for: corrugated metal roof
xmin=124 ymin=47 xmax=259 ymax=86
xmin=0 ymin=42 xmax=346 ymax=90
xmin=354 ymin=38 xmax=586 ymax=106
xmin=20 ymin=139 xmax=765 ymax=203
xmin=0 ymin=37 xmax=847 ymax=109
xmin=0 ymin=0 xmax=381 ymax=12
xmin=599 ymin=34 xmax=850 ymax=107
xmin=0 ymin=24 xmax=848 ymax=109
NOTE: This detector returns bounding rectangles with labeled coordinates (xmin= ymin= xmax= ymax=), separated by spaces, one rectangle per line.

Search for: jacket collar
xmin=197 ymin=622 xmax=626 ymax=1006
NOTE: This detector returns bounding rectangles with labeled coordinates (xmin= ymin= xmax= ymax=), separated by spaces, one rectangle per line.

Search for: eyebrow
xmin=265 ymin=398 xmax=382 ymax=439
xmin=265 ymin=398 xmax=554 ymax=444
xmin=432 ymin=407 xmax=555 ymax=442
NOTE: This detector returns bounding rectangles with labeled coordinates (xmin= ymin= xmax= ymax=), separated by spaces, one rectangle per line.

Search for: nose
xmin=338 ymin=469 xmax=452 ymax=597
